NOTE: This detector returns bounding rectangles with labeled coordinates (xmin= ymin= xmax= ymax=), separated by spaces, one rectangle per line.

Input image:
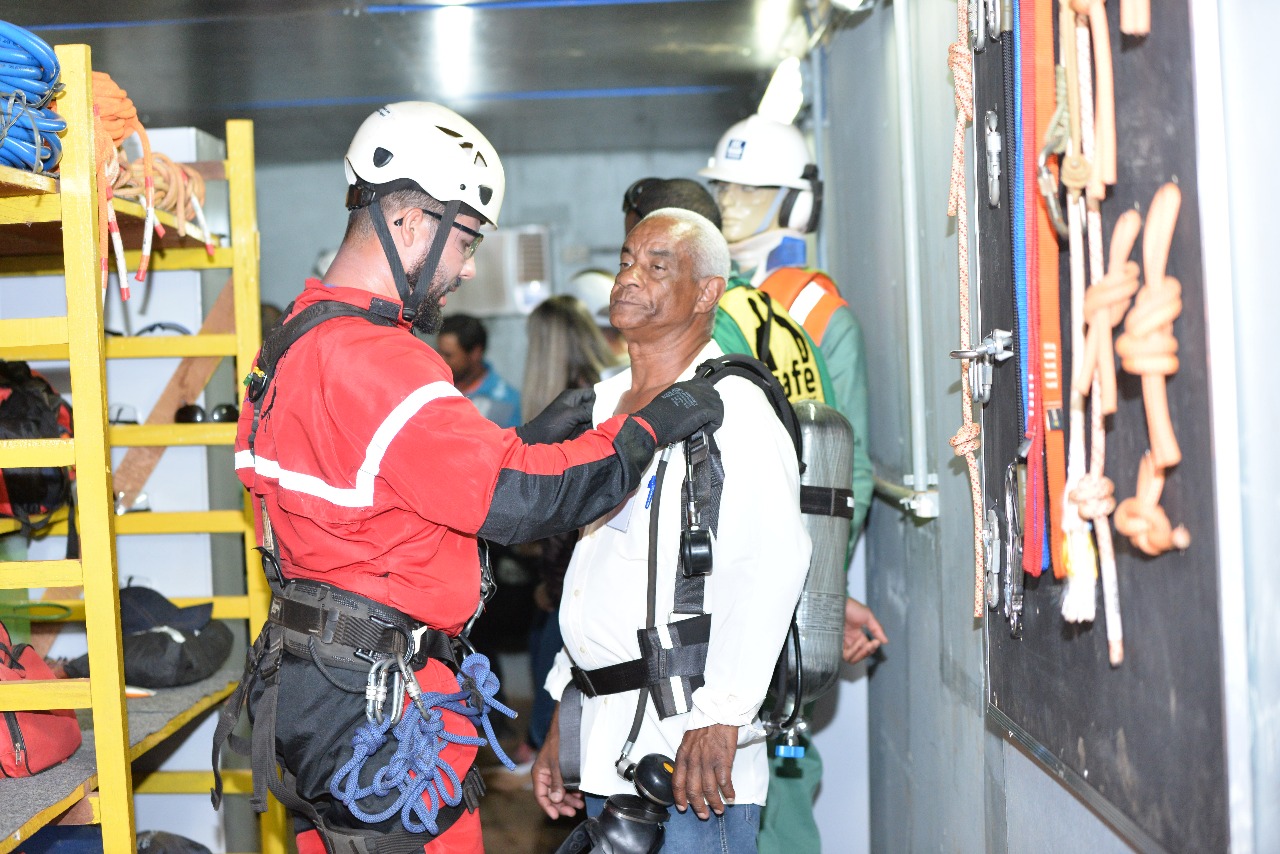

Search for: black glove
xmin=633 ymin=377 xmax=724 ymax=447
xmin=515 ymin=387 xmax=596 ymax=444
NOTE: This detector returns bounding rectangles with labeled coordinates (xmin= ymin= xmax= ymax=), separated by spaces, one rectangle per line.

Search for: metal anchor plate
xmin=949 ymin=329 xmax=1013 ymax=405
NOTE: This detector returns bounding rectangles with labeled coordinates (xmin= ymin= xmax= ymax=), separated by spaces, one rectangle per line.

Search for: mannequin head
xmin=699 ymin=113 xmax=822 ymax=242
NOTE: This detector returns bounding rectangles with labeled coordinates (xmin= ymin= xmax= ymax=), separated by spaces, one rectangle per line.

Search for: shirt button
xmin=578 ymin=645 xmax=586 ymax=654
xmin=573 ymin=589 xmax=581 ymax=598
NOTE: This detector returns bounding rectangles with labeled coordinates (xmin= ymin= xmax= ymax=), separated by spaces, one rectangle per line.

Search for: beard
xmin=406 ymin=252 xmax=460 ymax=335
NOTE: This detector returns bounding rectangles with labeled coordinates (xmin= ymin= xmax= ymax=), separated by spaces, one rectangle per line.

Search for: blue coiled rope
xmin=330 ymin=653 xmax=517 ymax=835
xmin=0 ymin=20 xmax=66 ymax=173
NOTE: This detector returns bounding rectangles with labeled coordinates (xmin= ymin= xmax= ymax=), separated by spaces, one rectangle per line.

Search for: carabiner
xmin=365 ymin=657 xmax=395 ymax=723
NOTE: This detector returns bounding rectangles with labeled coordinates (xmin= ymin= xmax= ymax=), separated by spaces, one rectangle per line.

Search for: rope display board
xmin=972 ymin=2 xmax=1226 ymax=851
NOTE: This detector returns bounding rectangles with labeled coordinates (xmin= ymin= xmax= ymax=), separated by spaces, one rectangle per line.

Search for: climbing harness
xmin=213 ymin=298 xmax=509 ymax=847
xmin=559 ymin=355 xmax=849 ymax=779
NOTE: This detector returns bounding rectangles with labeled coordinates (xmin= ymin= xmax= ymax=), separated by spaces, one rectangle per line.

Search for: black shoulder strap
xmin=694 ymin=354 xmax=803 ymax=462
xmin=244 ymin=297 xmax=402 ymax=457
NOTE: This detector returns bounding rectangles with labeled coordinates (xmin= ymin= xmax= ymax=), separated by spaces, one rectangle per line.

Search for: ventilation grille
xmin=516 ymin=232 xmax=548 ymax=284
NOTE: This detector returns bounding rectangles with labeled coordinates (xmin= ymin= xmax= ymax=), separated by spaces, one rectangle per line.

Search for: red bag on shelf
xmin=0 ymin=620 xmax=82 ymax=777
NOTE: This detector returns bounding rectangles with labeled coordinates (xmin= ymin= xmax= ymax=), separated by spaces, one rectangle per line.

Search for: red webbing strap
xmin=1034 ymin=0 xmax=1068 ymax=578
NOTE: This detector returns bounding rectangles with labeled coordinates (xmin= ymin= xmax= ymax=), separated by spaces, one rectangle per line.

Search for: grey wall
xmin=1221 ymin=1 xmax=1280 ymax=851
xmin=815 ymin=1 xmax=1276 ymax=852
xmin=819 ymin=4 xmax=1136 ymax=852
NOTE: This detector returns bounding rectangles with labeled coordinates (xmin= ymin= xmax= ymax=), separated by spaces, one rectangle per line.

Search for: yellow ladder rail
xmin=56 ymin=43 xmax=135 ymax=853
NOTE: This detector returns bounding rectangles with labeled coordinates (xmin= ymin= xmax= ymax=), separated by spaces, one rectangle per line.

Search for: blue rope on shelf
xmin=0 ymin=19 xmax=66 ymax=173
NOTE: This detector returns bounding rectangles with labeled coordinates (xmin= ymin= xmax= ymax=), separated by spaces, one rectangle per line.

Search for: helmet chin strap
xmin=369 ymin=196 xmax=414 ymax=312
xmin=751 ymin=188 xmax=789 ymax=238
xmin=367 ymin=197 xmax=463 ymax=323
xmin=405 ymin=199 xmax=462 ymax=324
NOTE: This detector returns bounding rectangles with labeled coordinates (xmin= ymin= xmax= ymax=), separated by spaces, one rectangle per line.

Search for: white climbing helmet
xmin=564 ymin=269 xmax=616 ymax=326
xmin=699 ymin=113 xmax=813 ymax=190
xmin=344 ymin=101 xmax=505 ymax=226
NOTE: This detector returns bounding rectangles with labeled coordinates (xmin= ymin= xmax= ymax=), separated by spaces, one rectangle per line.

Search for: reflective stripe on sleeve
xmin=236 ymin=381 xmax=461 ymax=508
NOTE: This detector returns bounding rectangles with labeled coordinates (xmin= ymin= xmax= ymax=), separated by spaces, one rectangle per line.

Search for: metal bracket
xmin=984 ymin=507 xmax=1001 ymax=609
xmin=984 ymin=111 xmax=1002 ymax=208
xmin=950 ymin=329 xmax=1014 ymax=405
xmin=970 ymin=0 xmax=987 ymax=52
xmin=1001 ymin=461 xmax=1024 ymax=638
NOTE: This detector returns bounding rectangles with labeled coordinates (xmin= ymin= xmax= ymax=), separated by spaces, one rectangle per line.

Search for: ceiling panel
xmin=12 ymin=0 xmax=802 ymax=163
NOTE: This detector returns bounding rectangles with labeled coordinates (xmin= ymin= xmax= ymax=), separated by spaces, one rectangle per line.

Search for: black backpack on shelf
xmin=0 ymin=359 xmax=76 ymax=543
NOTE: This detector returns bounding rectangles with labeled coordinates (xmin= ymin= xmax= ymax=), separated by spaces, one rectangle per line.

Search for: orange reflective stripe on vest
xmin=759 ymin=268 xmax=848 ymax=346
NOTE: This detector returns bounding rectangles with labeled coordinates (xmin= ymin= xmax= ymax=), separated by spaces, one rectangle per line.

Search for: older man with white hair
xmin=533 ymin=208 xmax=811 ymax=853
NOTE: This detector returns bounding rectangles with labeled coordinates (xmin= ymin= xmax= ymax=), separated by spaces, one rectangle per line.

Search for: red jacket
xmin=234 ymin=281 xmax=656 ymax=849
xmin=236 ymin=279 xmax=655 ymax=629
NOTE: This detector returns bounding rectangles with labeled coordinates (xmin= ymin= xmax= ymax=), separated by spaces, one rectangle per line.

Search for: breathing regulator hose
xmin=0 ymin=20 xmax=65 ymax=173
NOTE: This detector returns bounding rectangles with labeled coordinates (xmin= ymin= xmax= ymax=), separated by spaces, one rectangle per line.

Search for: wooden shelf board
xmin=0 ymin=437 xmax=75 ymax=469
xmin=0 ymin=165 xmax=58 ymax=198
xmin=0 ymin=196 xmax=225 ymax=259
xmin=0 ymin=669 xmax=239 ymax=854
xmin=0 ymin=559 xmax=82 ymax=590
xmin=109 ymin=423 xmax=236 ymax=447
xmin=42 ymin=597 xmax=250 ymax=623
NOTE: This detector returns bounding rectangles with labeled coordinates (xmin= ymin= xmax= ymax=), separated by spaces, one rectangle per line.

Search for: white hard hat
xmin=699 ymin=113 xmax=813 ymax=190
xmin=564 ymin=269 xmax=615 ymax=326
xmin=344 ymin=101 xmax=505 ymax=226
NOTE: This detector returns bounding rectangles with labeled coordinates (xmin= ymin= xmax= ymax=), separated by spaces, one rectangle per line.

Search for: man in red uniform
xmin=214 ymin=102 xmax=722 ymax=854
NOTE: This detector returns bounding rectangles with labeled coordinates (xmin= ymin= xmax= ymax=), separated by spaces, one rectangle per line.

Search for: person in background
xmin=438 ymin=313 xmax=522 ymax=428
xmin=563 ymin=268 xmax=629 ymax=367
xmin=488 ymin=295 xmax=623 ymax=788
xmin=621 ymin=176 xmax=722 ymax=235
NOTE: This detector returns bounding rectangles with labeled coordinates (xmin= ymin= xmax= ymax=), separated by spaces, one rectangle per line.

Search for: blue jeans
xmin=586 ymin=795 xmax=760 ymax=854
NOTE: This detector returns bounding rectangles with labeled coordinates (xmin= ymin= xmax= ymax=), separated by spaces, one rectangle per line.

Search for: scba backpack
xmin=0 ymin=359 xmax=74 ymax=535
xmin=0 ymin=620 xmax=82 ymax=777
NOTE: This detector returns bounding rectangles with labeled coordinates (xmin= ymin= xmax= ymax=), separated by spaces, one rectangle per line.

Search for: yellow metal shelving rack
xmin=0 ymin=43 xmax=134 ymax=852
xmin=0 ymin=43 xmax=285 ymax=853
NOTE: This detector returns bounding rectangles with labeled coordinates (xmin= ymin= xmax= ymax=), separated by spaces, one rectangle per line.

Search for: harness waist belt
xmin=800 ymin=485 xmax=855 ymax=519
xmin=570 ymin=614 xmax=712 ymax=699
xmin=269 ymin=579 xmax=456 ymax=671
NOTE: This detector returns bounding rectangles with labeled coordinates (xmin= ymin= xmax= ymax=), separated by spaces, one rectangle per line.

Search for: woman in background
xmin=504 ymin=295 xmax=622 ymax=778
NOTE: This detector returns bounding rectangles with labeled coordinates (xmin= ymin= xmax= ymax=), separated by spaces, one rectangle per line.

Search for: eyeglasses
xmin=622 ymin=177 xmax=661 ymax=217
xmin=395 ymin=208 xmax=484 ymax=260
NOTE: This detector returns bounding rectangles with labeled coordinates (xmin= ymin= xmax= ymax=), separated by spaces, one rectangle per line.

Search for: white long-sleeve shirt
xmin=546 ymin=340 xmax=811 ymax=804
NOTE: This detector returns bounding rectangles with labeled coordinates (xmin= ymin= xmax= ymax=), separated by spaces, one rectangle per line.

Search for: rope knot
xmin=1071 ymin=472 xmax=1116 ymax=521
xmin=1114 ymin=277 xmax=1182 ymax=378
xmin=950 ymin=421 xmax=981 ymax=458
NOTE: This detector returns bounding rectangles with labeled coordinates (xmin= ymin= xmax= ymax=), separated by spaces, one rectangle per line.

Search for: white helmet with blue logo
xmin=699 ymin=113 xmax=812 ymax=190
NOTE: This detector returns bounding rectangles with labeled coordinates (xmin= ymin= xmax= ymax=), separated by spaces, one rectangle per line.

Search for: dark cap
xmin=137 ymin=830 xmax=214 ymax=854
xmin=119 ymin=586 xmax=212 ymax=636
